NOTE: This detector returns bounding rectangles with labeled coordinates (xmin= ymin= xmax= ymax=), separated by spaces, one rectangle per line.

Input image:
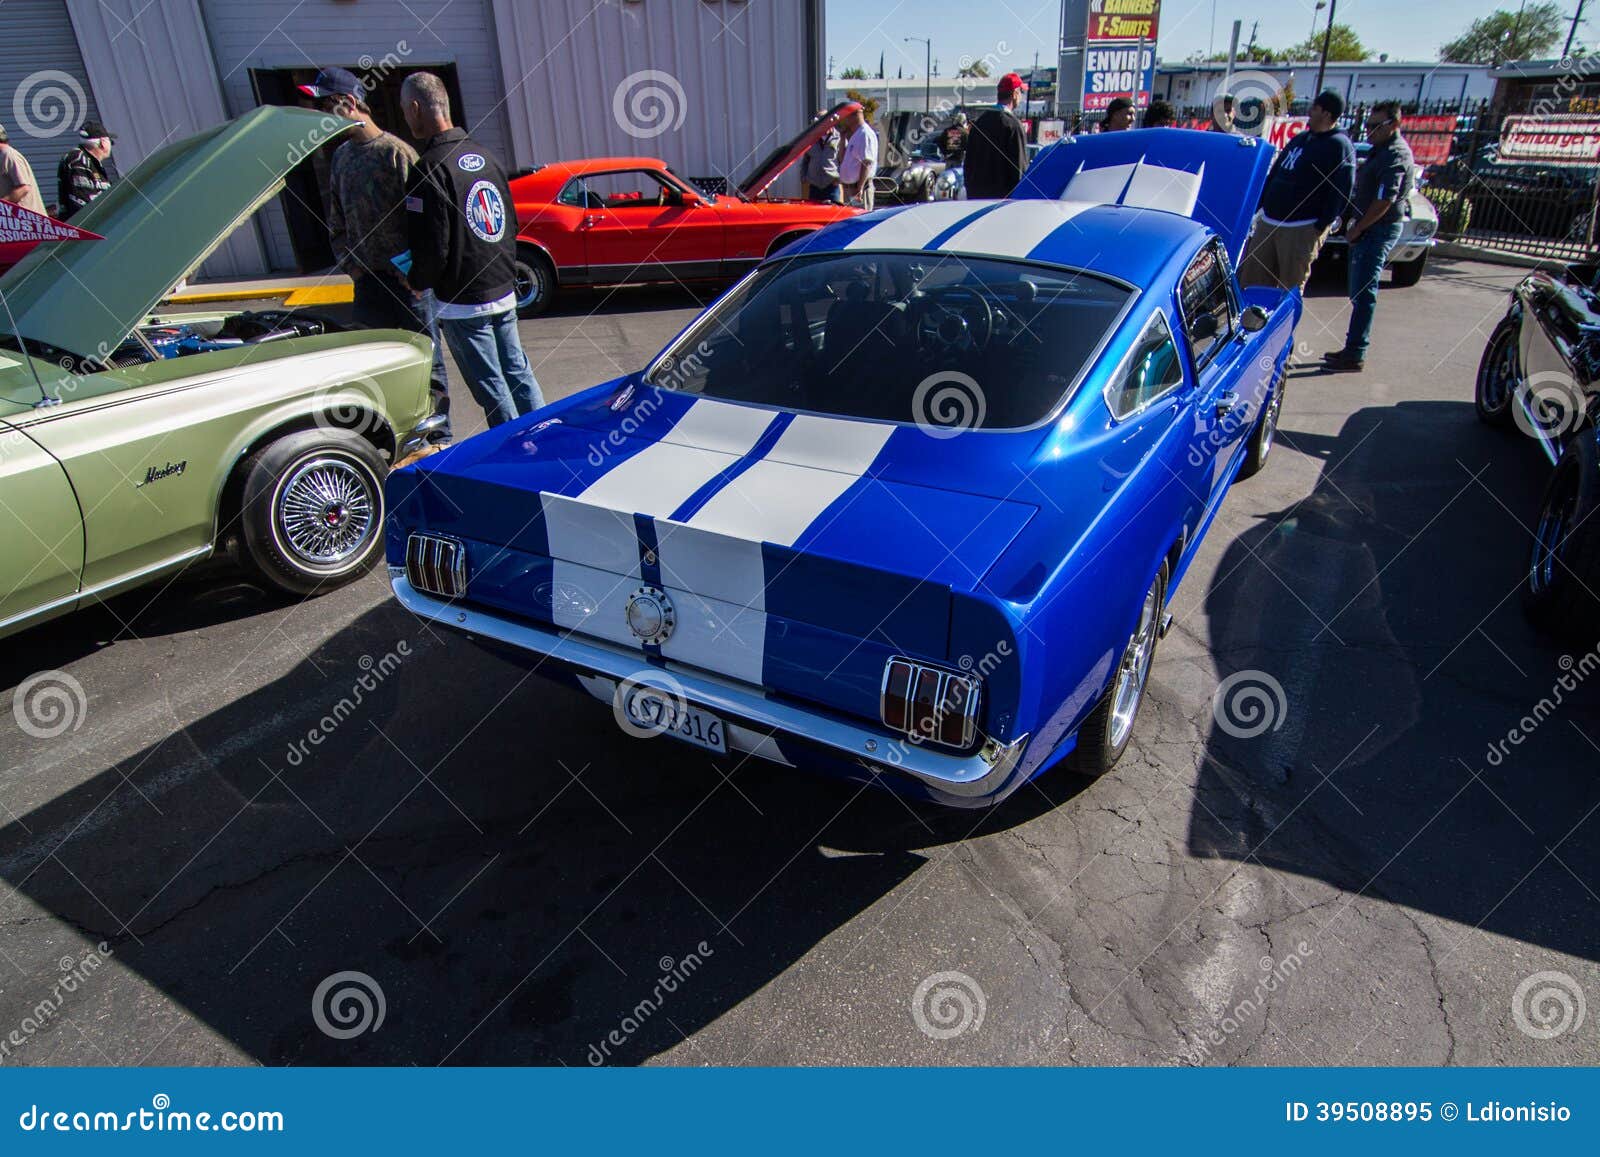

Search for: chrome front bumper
xmin=397 ymin=413 xmax=450 ymax=456
xmin=390 ymin=574 xmax=1029 ymax=800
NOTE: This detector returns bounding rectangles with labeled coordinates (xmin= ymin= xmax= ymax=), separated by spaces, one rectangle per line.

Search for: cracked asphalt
xmin=2 ymin=257 xmax=1597 ymax=1066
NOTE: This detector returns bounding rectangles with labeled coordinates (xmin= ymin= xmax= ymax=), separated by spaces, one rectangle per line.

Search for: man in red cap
xmin=965 ymin=73 xmax=1030 ymax=199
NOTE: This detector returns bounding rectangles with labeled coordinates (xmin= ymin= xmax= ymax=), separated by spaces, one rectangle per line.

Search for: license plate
xmin=621 ymin=687 xmax=727 ymax=754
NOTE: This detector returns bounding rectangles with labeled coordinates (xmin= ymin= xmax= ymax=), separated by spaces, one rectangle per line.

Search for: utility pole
xmin=1224 ymin=19 xmax=1241 ymax=91
xmin=1309 ymin=2 xmax=1326 ymax=46
xmin=1314 ymin=0 xmax=1338 ymax=96
xmin=905 ymin=36 xmax=931 ymax=114
xmin=1135 ymin=35 xmax=1147 ymax=111
xmin=1565 ymin=0 xmax=1586 ymax=60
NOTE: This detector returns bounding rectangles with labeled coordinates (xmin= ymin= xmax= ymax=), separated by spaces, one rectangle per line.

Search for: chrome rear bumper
xmin=390 ymin=574 xmax=1029 ymax=801
xmin=397 ymin=413 xmax=450 ymax=456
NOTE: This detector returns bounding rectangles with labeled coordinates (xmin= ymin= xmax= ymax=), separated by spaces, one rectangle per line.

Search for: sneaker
xmin=1322 ymin=349 xmax=1364 ymax=373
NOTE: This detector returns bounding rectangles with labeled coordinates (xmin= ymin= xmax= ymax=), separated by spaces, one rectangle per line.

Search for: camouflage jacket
xmin=327 ymin=131 xmax=419 ymax=285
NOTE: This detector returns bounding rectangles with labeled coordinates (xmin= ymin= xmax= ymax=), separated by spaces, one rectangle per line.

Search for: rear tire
xmin=1070 ymin=561 xmax=1168 ymax=778
xmin=1476 ymin=316 xmax=1521 ymax=429
xmin=1389 ymin=251 xmax=1427 ymax=287
xmin=1523 ymin=433 xmax=1600 ymax=639
xmin=238 ymin=428 xmax=387 ymax=597
xmin=1235 ymin=376 xmax=1284 ymax=482
xmin=513 ymin=249 xmax=556 ymax=318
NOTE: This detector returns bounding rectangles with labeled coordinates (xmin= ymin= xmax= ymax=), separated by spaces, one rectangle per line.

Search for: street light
xmin=1309 ymin=1 xmax=1326 ymax=46
xmin=905 ymin=37 xmax=931 ymax=116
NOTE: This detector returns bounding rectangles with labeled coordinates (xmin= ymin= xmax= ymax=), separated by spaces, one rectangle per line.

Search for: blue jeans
xmin=438 ymin=307 xmax=545 ymax=427
xmin=352 ymin=276 xmax=451 ymax=440
xmin=1344 ymin=219 xmax=1405 ymax=358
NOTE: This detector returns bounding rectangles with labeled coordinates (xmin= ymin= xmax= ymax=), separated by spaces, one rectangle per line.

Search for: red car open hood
xmin=738 ymin=101 xmax=857 ymax=200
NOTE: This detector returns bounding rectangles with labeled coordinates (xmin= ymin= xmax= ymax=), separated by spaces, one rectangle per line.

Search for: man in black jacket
xmin=401 ymin=71 xmax=543 ymax=428
xmin=1237 ymin=91 xmax=1355 ymax=292
xmin=57 ymin=120 xmax=118 ymax=220
xmin=965 ymin=73 xmax=1030 ymax=199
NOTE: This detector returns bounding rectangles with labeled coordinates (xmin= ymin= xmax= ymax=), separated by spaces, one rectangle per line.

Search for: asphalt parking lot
xmin=2 ymin=257 xmax=1597 ymax=1067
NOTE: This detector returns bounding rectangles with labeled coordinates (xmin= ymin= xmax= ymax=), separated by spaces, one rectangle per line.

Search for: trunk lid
xmin=1014 ymin=126 xmax=1276 ymax=263
xmin=0 ymin=106 xmax=356 ymax=361
xmin=390 ymin=391 xmax=1037 ymax=720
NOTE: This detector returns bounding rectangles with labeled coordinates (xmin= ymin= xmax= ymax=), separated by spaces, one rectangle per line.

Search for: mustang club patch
xmin=456 ymin=152 xmax=486 ymax=172
xmin=464 ymin=179 xmax=507 ymax=243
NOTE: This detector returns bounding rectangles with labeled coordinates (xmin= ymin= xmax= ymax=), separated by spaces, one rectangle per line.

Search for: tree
xmin=1440 ymin=4 xmax=1566 ymax=64
xmin=957 ymin=58 xmax=991 ymax=78
xmin=839 ymin=66 xmax=869 ymax=80
xmin=1283 ymin=23 xmax=1368 ymax=62
xmin=844 ymin=89 xmax=881 ymax=125
xmin=1202 ymin=44 xmax=1280 ymax=64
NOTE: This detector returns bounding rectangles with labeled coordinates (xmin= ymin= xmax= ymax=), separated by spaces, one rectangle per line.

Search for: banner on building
xmin=1082 ymin=0 xmax=1160 ymax=112
xmin=1499 ymin=115 xmax=1600 ymax=166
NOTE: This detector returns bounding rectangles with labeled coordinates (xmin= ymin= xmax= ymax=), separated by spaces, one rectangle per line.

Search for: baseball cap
xmin=297 ymin=67 xmax=364 ymax=101
xmin=997 ymin=73 xmax=1028 ymax=99
xmin=79 ymin=119 xmax=117 ymax=141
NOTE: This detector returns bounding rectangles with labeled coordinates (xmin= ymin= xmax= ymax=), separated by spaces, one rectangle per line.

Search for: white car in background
xmin=1317 ymin=141 xmax=1438 ymax=287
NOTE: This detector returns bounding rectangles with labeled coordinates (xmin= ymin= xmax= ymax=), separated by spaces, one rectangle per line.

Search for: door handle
xmin=579 ymin=215 xmax=599 ymax=230
xmin=1214 ymin=392 xmax=1241 ymax=419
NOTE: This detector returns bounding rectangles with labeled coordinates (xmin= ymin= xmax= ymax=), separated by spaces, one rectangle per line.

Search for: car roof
xmin=784 ymin=199 xmax=1207 ymax=287
xmin=524 ymin=157 xmax=667 ymax=178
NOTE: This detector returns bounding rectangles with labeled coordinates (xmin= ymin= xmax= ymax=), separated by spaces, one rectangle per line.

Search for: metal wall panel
xmin=491 ymin=0 xmax=823 ymax=196
xmin=0 ymin=0 xmax=102 ymax=214
xmin=198 ymin=0 xmax=510 ymax=270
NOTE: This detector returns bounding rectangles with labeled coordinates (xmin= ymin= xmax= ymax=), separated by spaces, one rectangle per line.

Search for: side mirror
xmin=1188 ymin=313 xmax=1221 ymax=343
xmin=1240 ymin=304 xmax=1269 ymax=333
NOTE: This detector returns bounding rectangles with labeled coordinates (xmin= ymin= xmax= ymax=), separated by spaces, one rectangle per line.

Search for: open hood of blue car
xmin=1012 ymin=127 xmax=1276 ymax=264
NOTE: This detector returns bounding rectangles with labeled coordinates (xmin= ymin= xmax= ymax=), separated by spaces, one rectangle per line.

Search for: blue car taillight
xmin=880 ymin=657 xmax=981 ymax=749
xmin=406 ymin=533 xmax=467 ymax=598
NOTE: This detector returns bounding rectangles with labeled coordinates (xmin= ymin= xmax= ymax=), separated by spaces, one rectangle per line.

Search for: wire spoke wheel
xmin=273 ymin=455 xmax=378 ymax=571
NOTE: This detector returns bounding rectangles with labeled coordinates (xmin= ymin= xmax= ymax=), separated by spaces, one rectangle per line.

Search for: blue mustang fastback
xmin=385 ymin=129 xmax=1300 ymax=807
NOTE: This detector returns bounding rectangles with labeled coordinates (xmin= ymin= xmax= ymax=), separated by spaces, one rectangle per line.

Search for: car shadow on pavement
xmin=0 ymin=592 xmax=1070 ymax=1066
xmin=1191 ymin=399 xmax=1600 ymax=964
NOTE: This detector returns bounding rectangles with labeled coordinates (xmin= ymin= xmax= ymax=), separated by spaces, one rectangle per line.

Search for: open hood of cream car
xmin=0 ymin=105 xmax=357 ymax=362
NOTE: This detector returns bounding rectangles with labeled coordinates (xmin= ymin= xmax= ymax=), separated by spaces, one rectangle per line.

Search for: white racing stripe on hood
xmin=685 ymin=415 xmax=894 ymax=546
xmin=939 ymin=199 xmax=1096 ymax=259
xmin=1122 ymin=160 xmax=1204 ymax=215
xmin=845 ymin=200 xmax=990 ymax=251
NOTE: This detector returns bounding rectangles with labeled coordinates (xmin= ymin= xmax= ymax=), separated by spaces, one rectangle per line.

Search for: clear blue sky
xmin=825 ymin=0 xmax=1590 ymax=74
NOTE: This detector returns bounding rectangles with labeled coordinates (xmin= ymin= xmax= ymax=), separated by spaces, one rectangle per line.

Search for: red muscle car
xmin=507 ymin=102 xmax=862 ymax=315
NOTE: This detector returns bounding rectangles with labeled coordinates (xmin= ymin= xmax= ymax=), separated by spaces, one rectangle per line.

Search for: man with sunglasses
xmin=1325 ymin=102 xmax=1414 ymax=373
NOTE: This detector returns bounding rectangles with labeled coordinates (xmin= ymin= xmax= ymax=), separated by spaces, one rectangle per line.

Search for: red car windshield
xmin=645 ymin=252 xmax=1131 ymax=430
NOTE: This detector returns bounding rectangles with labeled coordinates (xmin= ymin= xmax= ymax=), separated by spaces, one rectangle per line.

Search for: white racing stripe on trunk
xmin=1059 ymin=161 xmax=1139 ymax=204
xmin=940 ymin=199 xmax=1096 ymax=259
xmin=845 ymin=201 xmax=991 ymax=251
xmin=541 ymin=495 xmax=642 ymax=576
xmin=657 ymin=586 xmax=766 ymax=685
xmin=653 ymin=520 xmax=768 ymax=610
xmin=685 ymin=415 xmax=893 ymax=547
xmin=572 ymin=398 xmax=776 ymax=518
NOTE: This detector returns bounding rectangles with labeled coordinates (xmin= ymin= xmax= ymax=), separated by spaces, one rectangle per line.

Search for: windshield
xmin=645 ymin=252 xmax=1131 ymax=430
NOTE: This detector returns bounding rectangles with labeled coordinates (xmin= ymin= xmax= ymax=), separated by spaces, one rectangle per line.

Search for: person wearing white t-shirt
xmin=838 ymin=103 xmax=878 ymax=211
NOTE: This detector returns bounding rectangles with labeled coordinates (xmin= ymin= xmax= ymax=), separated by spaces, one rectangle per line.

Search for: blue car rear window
xmin=645 ymin=252 xmax=1132 ymax=430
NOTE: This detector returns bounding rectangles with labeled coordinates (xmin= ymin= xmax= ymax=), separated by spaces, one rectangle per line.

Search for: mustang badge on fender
xmin=136 ymin=460 xmax=187 ymax=488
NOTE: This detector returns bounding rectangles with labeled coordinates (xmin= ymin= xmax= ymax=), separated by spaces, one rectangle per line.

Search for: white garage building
xmin=5 ymin=0 xmax=825 ymax=275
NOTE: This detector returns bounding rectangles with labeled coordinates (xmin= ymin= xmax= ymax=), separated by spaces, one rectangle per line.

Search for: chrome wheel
xmin=1109 ymin=577 xmax=1162 ymax=747
xmin=272 ymin=454 xmax=379 ymax=572
xmin=1530 ymin=474 xmax=1577 ymax=595
xmin=1481 ymin=326 xmax=1518 ymax=414
xmin=1259 ymin=389 xmax=1282 ymax=460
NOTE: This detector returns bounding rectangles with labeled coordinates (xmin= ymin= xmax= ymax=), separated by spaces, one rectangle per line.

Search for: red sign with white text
xmin=0 ymin=199 xmax=102 ymax=246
